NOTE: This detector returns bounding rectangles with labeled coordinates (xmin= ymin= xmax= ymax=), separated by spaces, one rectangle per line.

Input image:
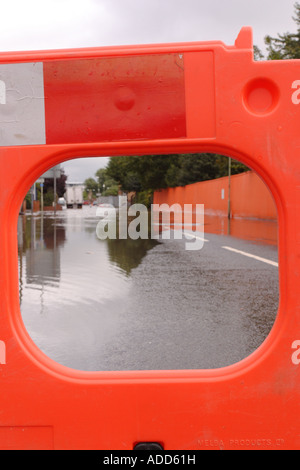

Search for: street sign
xmin=41 ymin=166 xmax=61 ymax=179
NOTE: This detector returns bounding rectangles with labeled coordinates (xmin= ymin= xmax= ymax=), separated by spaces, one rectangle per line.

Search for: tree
xmin=95 ymin=168 xmax=119 ymax=196
xmin=106 ymin=154 xmax=182 ymax=192
xmin=165 ymin=154 xmax=218 ymax=187
xmin=83 ymin=177 xmax=98 ymax=199
xmin=84 ymin=177 xmax=98 ymax=193
xmin=265 ymin=2 xmax=300 ymax=60
xmin=132 ymin=155 xmax=182 ymax=190
xmin=106 ymin=153 xmax=248 ymax=194
xmin=42 ymin=168 xmax=67 ymax=204
xmin=106 ymin=156 xmax=141 ymax=191
xmin=96 ymin=169 xmax=106 ymax=190
xmin=56 ymin=170 xmax=68 ymax=198
xmin=43 ymin=188 xmax=54 ymax=207
xmin=253 ymin=45 xmax=264 ymax=61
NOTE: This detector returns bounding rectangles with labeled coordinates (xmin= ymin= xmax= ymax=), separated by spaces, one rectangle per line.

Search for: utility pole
xmin=30 ymin=184 xmax=34 ymax=215
xmin=38 ymin=178 xmax=44 ymax=213
xmin=228 ymin=157 xmax=231 ymax=219
xmin=53 ymin=166 xmax=57 ymax=217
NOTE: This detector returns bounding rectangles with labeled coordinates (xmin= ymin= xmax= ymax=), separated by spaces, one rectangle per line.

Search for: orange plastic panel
xmin=0 ymin=27 xmax=300 ymax=450
xmin=43 ymin=55 xmax=186 ymax=143
xmin=153 ymin=171 xmax=277 ymax=220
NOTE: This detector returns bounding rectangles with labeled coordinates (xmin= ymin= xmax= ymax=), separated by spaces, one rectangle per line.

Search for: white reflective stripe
xmin=0 ymin=80 xmax=6 ymax=104
xmin=0 ymin=62 xmax=45 ymax=147
xmin=222 ymin=246 xmax=278 ymax=267
xmin=0 ymin=340 xmax=6 ymax=365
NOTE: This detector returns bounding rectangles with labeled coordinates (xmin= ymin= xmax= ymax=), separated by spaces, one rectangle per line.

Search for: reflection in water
xmin=18 ymin=213 xmax=66 ymax=306
xmin=107 ymin=238 xmax=159 ymax=276
xmin=106 ymin=212 xmax=159 ymax=275
xmin=205 ymin=215 xmax=277 ymax=246
xmin=18 ymin=207 xmax=279 ymax=371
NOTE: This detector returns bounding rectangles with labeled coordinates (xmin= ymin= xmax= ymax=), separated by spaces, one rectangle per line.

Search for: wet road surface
xmin=18 ymin=207 xmax=279 ymax=371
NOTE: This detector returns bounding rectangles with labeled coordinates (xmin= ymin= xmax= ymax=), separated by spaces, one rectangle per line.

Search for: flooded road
xmin=18 ymin=207 xmax=279 ymax=371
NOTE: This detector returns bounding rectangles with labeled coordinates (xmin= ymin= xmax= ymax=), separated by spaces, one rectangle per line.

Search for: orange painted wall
xmin=153 ymin=171 xmax=277 ymax=220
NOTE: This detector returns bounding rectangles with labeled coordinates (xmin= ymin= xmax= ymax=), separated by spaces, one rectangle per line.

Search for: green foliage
xmin=107 ymin=155 xmax=182 ymax=191
xmin=25 ymin=192 xmax=31 ymax=209
xmin=134 ymin=190 xmax=153 ymax=208
xmin=41 ymin=168 xmax=67 ymax=206
xmin=214 ymin=155 xmax=249 ymax=178
xmin=96 ymin=168 xmax=107 ymax=188
xmin=167 ymin=154 xmax=219 ymax=187
xmin=253 ymin=45 xmax=264 ymax=61
xmin=43 ymin=188 xmax=54 ymax=207
xmin=84 ymin=177 xmax=98 ymax=193
xmin=265 ymin=2 xmax=300 ymax=60
xmin=103 ymin=184 xmax=119 ymax=196
xmin=170 ymin=154 xmax=248 ymax=186
xmin=95 ymin=168 xmax=119 ymax=195
xmin=106 ymin=153 xmax=248 ymax=194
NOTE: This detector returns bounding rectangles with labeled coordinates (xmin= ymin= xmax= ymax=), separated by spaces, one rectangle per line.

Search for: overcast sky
xmin=1 ymin=0 xmax=298 ymax=181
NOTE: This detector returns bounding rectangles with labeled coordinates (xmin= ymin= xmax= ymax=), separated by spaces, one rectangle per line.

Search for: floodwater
xmin=18 ymin=206 xmax=279 ymax=371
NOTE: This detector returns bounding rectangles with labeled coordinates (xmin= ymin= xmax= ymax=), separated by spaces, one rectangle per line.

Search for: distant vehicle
xmin=64 ymin=183 xmax=84 ymax=209
xmin=96 ymin=203 xmax=117 ymax=219
xmin=57 ymin=197 xmax=66 ymax=209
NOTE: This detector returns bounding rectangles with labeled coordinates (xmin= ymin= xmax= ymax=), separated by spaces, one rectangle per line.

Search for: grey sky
xmin=1 ymin=0 xmax=298 ymax=181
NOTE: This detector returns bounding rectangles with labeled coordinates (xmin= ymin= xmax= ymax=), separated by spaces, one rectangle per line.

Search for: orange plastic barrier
xmin=154 ymin=170 xmax=277 ymax=220
xmin=0 ymin=27 xmax=300 ymax=450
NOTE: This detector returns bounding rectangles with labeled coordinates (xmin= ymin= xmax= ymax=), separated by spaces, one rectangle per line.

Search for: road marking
xmin=222 ymin=246 xmax=278 ymax=267
xmin=158 ymin=227 xmax=209 ymax=242
xmin=184 ymin=231 xmax=209 ymax=242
